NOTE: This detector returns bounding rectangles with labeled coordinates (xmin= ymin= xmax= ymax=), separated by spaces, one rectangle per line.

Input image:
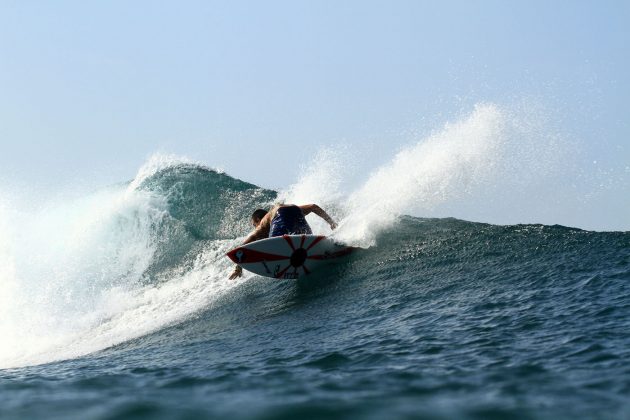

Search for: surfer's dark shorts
xmin=269 ymin=205 xmax=313 ymax=237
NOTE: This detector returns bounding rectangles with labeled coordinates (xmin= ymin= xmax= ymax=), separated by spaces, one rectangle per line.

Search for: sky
xmin=0 ymin=1 xmax=628 ymax=229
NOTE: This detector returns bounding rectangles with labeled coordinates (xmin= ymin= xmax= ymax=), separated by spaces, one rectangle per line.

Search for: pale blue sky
xmin=1 ymin=1 xmax=628 ymax=228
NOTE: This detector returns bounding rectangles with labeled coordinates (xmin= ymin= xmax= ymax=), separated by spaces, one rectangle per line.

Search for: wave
xmin=0 ymin=102 xmax=625 ymax=370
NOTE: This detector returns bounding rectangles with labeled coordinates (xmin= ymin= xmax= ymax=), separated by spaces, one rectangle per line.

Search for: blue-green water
xmin=1 ymin=163 xmax=629 ymax=419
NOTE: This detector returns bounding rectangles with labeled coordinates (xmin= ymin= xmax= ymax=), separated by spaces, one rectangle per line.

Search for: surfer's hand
xmin=229 ymin=266 xmax=242 ymax=280
xmin=330 ymin=221 xmax=338 ymax=230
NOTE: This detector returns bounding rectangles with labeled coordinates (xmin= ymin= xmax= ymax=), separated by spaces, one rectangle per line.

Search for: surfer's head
xmin=251 ymin=209 xmax=268 ymax=227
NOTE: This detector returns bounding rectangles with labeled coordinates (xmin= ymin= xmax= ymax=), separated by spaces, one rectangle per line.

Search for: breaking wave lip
xmin=0 ymin=100 xmax=614 ymax=369
xmin=0 ymin=156 xmax=273 ymax=370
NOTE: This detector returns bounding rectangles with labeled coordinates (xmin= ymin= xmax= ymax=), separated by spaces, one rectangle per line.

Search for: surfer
xmin=229 ymin=204 xmax=337 ymax=279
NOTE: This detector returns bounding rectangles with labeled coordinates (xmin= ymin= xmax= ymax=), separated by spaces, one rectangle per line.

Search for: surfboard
xmin=226 ymin=235 xmax=354 ymax=279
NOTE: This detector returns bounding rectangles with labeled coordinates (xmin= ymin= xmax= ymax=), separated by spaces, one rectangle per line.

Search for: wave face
xmin=0 ymin=105 xmax=629 ymax=419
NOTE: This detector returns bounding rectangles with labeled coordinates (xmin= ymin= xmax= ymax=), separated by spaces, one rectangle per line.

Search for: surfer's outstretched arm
xmin=299 ymin=204 xmax=337 ymax=230
xmin=229 ymin=213 xmax=273 ymax=280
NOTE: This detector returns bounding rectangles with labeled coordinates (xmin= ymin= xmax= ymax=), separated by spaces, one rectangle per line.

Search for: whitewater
xmin=0 ymin=103 xmax=628 ymax=419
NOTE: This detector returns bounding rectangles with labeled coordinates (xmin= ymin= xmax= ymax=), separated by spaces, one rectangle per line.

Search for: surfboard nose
xmin=226 ymin=248 xmax=244 ymax=263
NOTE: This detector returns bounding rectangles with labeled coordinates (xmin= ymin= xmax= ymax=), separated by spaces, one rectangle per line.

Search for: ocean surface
xmin=1 ymin=158 xmax=629 ymax=420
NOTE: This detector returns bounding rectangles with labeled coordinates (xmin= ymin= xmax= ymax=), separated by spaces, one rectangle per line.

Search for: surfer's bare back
xmin=229 ymin=204 xmax=337 ymax=279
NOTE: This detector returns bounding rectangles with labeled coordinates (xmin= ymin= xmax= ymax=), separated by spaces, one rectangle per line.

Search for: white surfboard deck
xmin=226 ymin=234 xmax=354 ymax=279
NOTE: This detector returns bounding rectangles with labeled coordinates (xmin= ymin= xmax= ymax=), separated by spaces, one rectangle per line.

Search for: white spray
xmin=282 ymin=101 xmax=572 ymax=246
